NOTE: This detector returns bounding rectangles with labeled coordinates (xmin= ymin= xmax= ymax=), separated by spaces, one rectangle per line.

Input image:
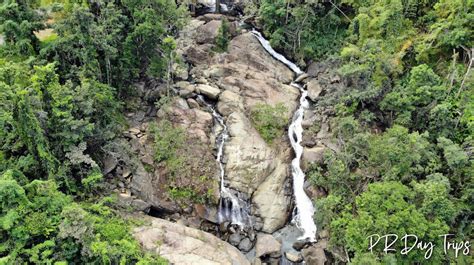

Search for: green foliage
xmin=258 ymin=0 xmax=348 ymax=62
xmin=151 ymin=117 xmax=218 ymax=205
xmin=214 ymin=19 xmax=230 ymax=52
xmin=250 ymin=103 xmax=288 ymax=143
xmin=0 ymin=0 xmax=44 ymax=56
xmin=0 ymin=170 xmax=167 ymax=263
xmin=333 ymin=181 xmax=449 ymax=263
xmin=151 ymin=119 xmax=185 ymax=164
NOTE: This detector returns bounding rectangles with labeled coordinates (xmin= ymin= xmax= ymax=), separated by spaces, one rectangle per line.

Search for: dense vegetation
xmin=0 ymin=0 xmax=187 ymax=263
xmin=251 ymin=0 xmax=473 ymax=263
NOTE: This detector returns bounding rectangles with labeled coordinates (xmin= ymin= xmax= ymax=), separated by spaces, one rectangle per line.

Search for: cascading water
xmin=251 ymin=30 xmax=317 ymax=242
xmin=196 ymin=95 xmax=249 ymax=226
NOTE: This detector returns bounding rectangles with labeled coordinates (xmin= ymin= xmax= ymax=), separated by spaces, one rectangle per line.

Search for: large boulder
xmin=302 ymin=146 xmax=326 ymax=169
xmin=255 ymin=234 xmax=281 ymax=258
xmin=134 ymin=217 xmax=250 ymax=265
xmin=306 ymin=78 xmax=323 ymax=101
xmin=301 ymin=239 xmax=328 ymax=265
xmin=196 ymin=20 xmax=222 ymax=44
xmin=196 ymin=84 xmax=221 ymax=99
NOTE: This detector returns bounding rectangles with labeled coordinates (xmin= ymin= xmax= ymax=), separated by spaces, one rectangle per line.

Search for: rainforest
xmin=0 ymin=0 xmax=472 ymax=264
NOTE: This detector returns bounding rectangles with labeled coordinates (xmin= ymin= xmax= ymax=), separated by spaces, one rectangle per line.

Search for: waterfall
xmin=196 ymin=95 xmax=249 ymax=226
xmin=251 ymin=30 xmax=317 ymax=242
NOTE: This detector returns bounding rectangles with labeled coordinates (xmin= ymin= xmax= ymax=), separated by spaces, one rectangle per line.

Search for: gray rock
xmin=301 ymin=239 xmax=328 ymax=265
xmin=238 ymin=238 xmax=253 ymax=252
xmin=131 ymin=199 xmax=151 ymax=212
xmin=196 ymin=20 xmax=221 ymax=44
xmin=255 ymin=234 xmax=281 ymax=258
xmin=102 ymin=155 xmax=117 ymax=175
xmin=306 ymin=79 xmax=323 ymax=101
xmin=229 ymin=233 xmax=242 ymax=246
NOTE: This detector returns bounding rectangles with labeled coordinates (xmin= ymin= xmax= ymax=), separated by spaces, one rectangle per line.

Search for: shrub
xmin=250 ymin=103 xmax=288 ymax=143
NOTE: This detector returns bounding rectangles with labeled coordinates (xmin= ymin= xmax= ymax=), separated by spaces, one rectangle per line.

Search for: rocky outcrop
xmin=134 ymin=217 xmax=250 ymax=265
xmin=175 ymin=19 xmax=301 ymax=234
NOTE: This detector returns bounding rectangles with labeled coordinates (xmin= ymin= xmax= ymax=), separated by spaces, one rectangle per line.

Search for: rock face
xmin=177 ymin=21 xmax=301 ymax=233
xmin=134 ymin=217 xmax=250 ymax=265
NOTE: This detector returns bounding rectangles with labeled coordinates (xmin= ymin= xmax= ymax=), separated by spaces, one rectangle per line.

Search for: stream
xmin=251 ymin=30 xmax=317 ymax=242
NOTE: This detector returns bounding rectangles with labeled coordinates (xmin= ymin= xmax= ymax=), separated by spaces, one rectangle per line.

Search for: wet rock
xmin=134 ymin=217 xmax=250 ymax=265
xmin=239 ymin=238 xmax=253 ymax=252
xmin=255 ymin=234 xmax=281 ymax=258
xmin=292 ymin=239 xmax=311 ymax=251
xmin=196 ymin=84 xmax=221 ymax=99
xmin=229 ymin=233 xmax=242 ymax=246
xmin=306 ymin=79 xmax=323 ymax=101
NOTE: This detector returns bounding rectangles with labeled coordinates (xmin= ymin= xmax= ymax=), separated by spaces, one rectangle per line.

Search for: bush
xmin=214 ymin=19 xmax=230 ymax=52
xmin=250 ymin=103 xmax=288 ymax=143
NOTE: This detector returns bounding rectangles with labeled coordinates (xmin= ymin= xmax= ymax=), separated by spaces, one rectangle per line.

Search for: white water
xmin=204 ymin=0 xmax=229 ymax=13
xmin=250 ymin=30 xmax=304 ymax=75
xmin=251 ymin=30 xmax=317 ymax=242
xmin=196 ymin=95 xmax=247 ymax=226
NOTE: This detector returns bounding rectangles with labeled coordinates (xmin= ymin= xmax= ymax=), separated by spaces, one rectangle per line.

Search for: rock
xmin=217 ymin=90 xmax=244 ymax=116
xmin=196 ymin=84 xmax=221 ymax=99
xmin=238 ymin=238 xmax=253 ymax=252
xmin=175 ymin=97 xmax=190 ymax=110
xmin=302 ymin=146 xmax=326 ymax=169
xmin=102 ymin=155 xmax=117 ymax=175
xmin=255 ymin=234 xmax=281 ymax=258
xmin=196 ymin=20 xmax=221 ymax=44
xmin=301 ymin=239 xmax=328 ymax=265
xmin=185 ymin=45 xmax=212 ymax=65
xmin=319 ymin=229 xmax=329 ymax=239
xmin=194 ymin=204 xmax=218 ymax=223
xmin=306 ymin=61 xmax=326 ymax=77
xmin=117 ymin=192 xmax=133 ymax=206
xmin=295 ymin=73 xmax=309 ymax=83
xmin=187 ymin=98 xmax=200 ymax=108
xmin=292 ymin=239 xmax=311 ymax=251
xmin=134 ymin=217 xmax=250 ymax=265
xmin=131 ymin=199 xmax=151 ymax=212
xmin=252 ymin=162 xmax=290 ymax=233
xmin=306 ymin=79 xmax=323 ymax=101
xmin=229 ymin=233 xmax=242 ymax=246
xmin=285 ymin=251 xmax=303 ymax=263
